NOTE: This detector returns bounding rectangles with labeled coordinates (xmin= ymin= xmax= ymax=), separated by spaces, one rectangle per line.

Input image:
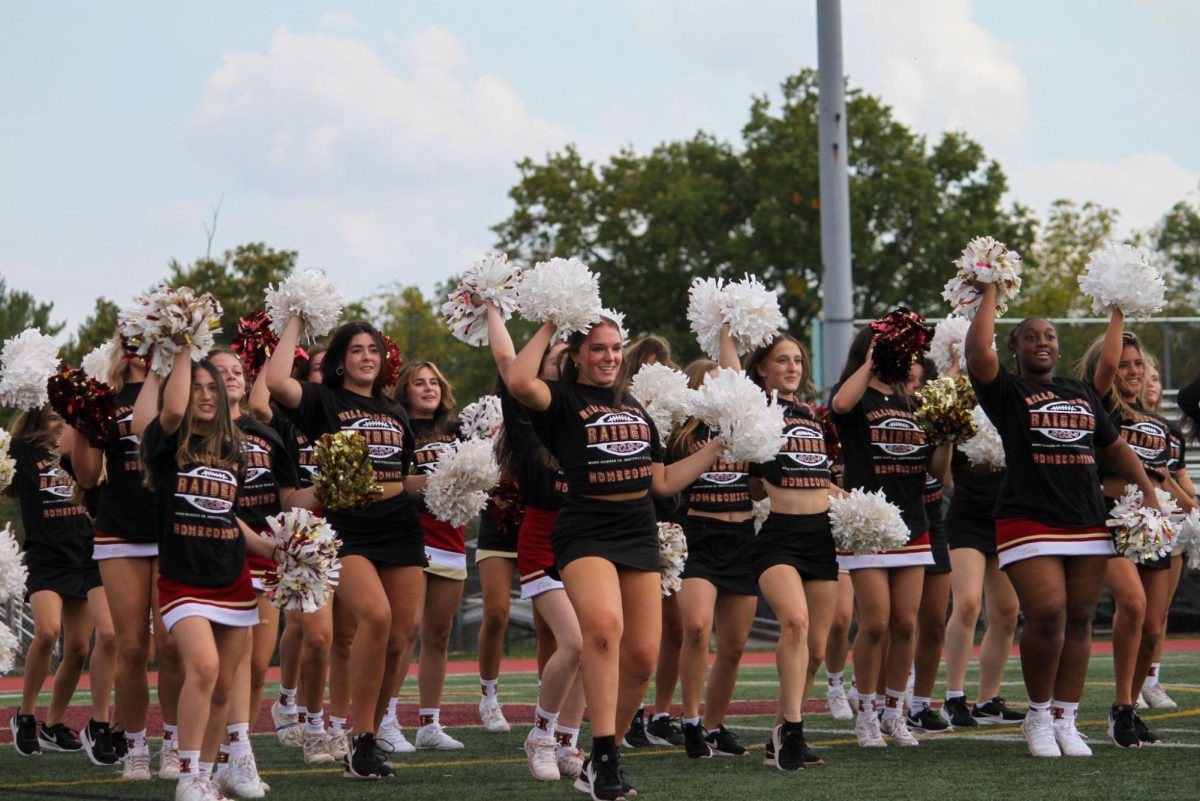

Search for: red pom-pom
xmin=381 ymin=334 xmax=404 ymax=388
xmin=47 ymin=367 xmax=116 ymax=448
xmin=487 ymin=475 xmax=523 ymax=532
xmin=810 ymin=404 xmax=842 ymax=465
xmin=869 ymin=307 xmax=932 ymax=385
xmin=230 ymin=311 xmax=279 ymax=381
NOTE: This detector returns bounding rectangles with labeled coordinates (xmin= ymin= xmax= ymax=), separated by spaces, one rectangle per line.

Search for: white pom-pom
xmin=687 ymin=368 xmax=786 ymax=464
xmin=943 ymin=236 xmax=1023 ymax=319
xmin=752 ymin=497 xmax=771 ymax=534
xmin=0 ymin=430 xmax=14 ymax=493
xmin=81 ymin=342 xmax=119 ymax=383
xmin=265 ymin=269 xmax=345 ymax=342
xmin=0 ymin=523 xmax=28 ymax=602
xmin=458 ymin=395 xmax=504 ymax=440
xmin=829 ymin=488 xmax=911 ymax=554
xmin=1177 ymin=509 xmax=1200 ymax=571
xmin=1078 ymin=244 xmax=1166 ymax=318
xmin=515 ymin=257 xmax=603 ymax=341
xmin=441 ymin=253 xmax=523 ymax=347
xmin=929 ymin=315 xmax=970 ymax=374
xmin=598 ymin=307 xmax=627 ymax=342
xmin=261 ymin=509 xmax=342 ymax=612
xmin=629 ymin=363 xmax=694 ymax=444
xmin=0 ymin=328 xmax=60 ymax=411
xmin=658 ymin=522 xmax=688 ymax=597
xmin=687 ymin=275 xmax=785 ymax=359
xmin=118 ymin=285 xmax=223 ymax=378
xmin=957 ymin=406 xmax=1006 ymax=470
xmin=0 ymin=622 xmax=19 ymax=673
xmin=1107 ymin=485 xmax=1178 ymax=565
xmin=424 ymin=437 xmax=502 ymax=527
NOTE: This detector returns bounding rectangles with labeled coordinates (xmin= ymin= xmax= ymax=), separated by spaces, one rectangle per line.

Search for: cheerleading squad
xmin=4 ymin=268 xmax=1200 ymax=801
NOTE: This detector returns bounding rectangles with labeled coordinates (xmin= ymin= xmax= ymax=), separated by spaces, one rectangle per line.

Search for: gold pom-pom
xmin=313 ymin=431 xmax=384 ymax=511
xmin=916 ymin=376 xmax=977 ymax=445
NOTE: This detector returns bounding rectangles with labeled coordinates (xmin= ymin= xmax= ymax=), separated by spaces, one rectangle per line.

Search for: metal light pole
xmin=817 ymin=0 xmax=854 ymax=391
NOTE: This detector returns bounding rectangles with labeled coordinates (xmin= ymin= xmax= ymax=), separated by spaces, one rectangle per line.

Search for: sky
xmin=2 ymin=0 xmax=1198 ymax=338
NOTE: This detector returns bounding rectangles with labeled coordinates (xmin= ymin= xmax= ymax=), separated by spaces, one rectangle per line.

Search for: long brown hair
xmin=396 ymin=361 xmax=457 ymax=431
xmin=141 ymin=358 xmax=242 ymax=486
xmin=1079 ymin=331 xmax=1142 ymax=422
xmin=617 ymin=335 xmax=676 ymax=388
xmin=10 ymin=405 xmax=59 ymax=451
xmin=666 ymin=359 xmax=718 ymax=462
xmin=747 ymin=333 xmax=817 ymax=399
xmin=559 ymin=318 xmax=632 ymax=401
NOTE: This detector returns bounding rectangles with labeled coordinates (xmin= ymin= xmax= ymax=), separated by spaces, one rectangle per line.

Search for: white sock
xmin=1144 ymin=663 xmax=1161 ymax=688
xmin=162 ymin=724 xmax=178 ymax=750
xmin=1053 ymin=701 xmax=1078 ymax=723
xmin=683 ymin=716 xmax=700 ymax=727
xmin=882 ymin=689 xmax=904 ymax=720
xmin=279 ymin=686 xmax=298 ymax=713
xmin=419 ymin=708 xmax=440 ymax=728
xmin=306 ymin=710 xmax=325 ymax=735
xmin=533 ymin=705 xmax=558 ymax=740
xmin=329 ymin=716 xmax=347 ymax=735
xmin=651 ymin=712 xmax=669 ymax=722
xmin=128 ymin=729 xmax=148 ymax=752
xmin=910 ymin=696 xmax=931 ymax=715
xmin=198 ymin=761 xmax=213 ymax=778
xmin=555 ymin=725 xmax=580 ymax=749
xmin=481 ymin=678 xmax=499 ymax=699
xmin=387 ymin=697 xmax=399 ymax=718
xmin=227 ymin=723 xmax=251 ymax=756
xmin=945 ymin=689 xmax=966 ymax=700
xmin=1028 ymin=699 xmax=1052 ymax=720
xmin=177 ymin=750 xmax=202 ymax=782
xmin=827 ymin=671 xmax=844 ymax=687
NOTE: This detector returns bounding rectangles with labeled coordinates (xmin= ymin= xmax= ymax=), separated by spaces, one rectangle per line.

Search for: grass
xmin=1 ymin=650 xmax=1198 ymax=801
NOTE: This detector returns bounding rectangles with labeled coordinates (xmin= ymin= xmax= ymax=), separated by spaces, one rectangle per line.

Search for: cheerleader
xmin=70 ymin=340 xmax=182 ymax=778
xmin=1138 ymin=359 xmax=1196 ymax=709
xmin=131 ymin=348 xmax=277 ymax=801
xmin=504 ymin=313 xmax=724 ymax=801
xmin=7 ymin=405 xmax=114 ymax=762
xmin=831 ymin=326 xmax=950 ymax=748
xmin=965 ymin=286 xmax=1159 ymax=758
xmin=1080 ymin=320 xmax=1198 ymax=747
xmin=485 ymin=302 xmax=587 ymax=781
xmin=266 ymin=318 xmax=427 ymax=779
xmin=821 ymin=575 xmax=855 ymax=721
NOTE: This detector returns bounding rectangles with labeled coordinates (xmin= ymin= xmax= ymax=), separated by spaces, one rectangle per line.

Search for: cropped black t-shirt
xmin=1166 ymin=424 xmax=1186 ymax=479
xmin=499 ymin=383 xmax=566 ymax=512
xmin=678 ymin=424 xmax=751 ymax=513
xmin=831 ymin=385 xmax=932 ymax=536
xmin=529 ymin=380 xmax=661 ymax=496
xmin=142 ymin=417 xmax=245 ymax=587
xmin=970 ymin=366 xmax=1118 ymax=528
xmin=9 ymin=437 xmax=93 ymax=567
xmin=751 ymin=403 xmax=831 ymax=490
xmin=94 ymin=383 xmax=158 ymax=543
xmin=1099 ymin=404 xmax=1170 ymax=482
xmin=236 ymin=416 xmax=299 ymax=530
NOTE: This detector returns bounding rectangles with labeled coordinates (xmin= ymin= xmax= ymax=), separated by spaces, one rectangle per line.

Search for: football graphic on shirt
xmin=781 ymin=424 xmax=828 ymax=467
xmin=700 ymin=470 xmax=746 ymax=485
xmin=585 ymin=412 xmax=650 ymax=456
xmin=1122 ymin=420 xmax=1167 ymax=461
xmin=240 ymin=439 xmax=272 ymax=484
xmin=177 ymin=466 xmax=238 ymax=514
xmin=38 ymin=467 xmax=75 ymax=499
xmin=1029 ymin=400 xmax=1093 ymax=444
xmin=869 ymin=417 xmax=925 ymax=457
xmin=343 ymin=417 xmax=404 ymax=460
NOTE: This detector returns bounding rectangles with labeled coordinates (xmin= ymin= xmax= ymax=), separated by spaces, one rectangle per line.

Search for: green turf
xmin=2 ymin=651 xmax=1199 ymax=801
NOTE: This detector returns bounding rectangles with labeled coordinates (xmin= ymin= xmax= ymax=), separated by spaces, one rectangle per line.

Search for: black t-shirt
xmin=94 ymin=383 xmax=158 ymax=543
xmin=409 ymin=418 xmax=462 ymax=515
xmin=970 ymin=366 xmax=1118 ymax=528
xmin=1166 ymin=424 xmax=1186 ymax=479
xmin=831 ymin=385 xmax=932 ymax=536
xmin=923 ymin=472 xmax=944 ymax=507
xmin=142 ymin=417 xmax=245 ymax=587
xmin=9 ymin=437 xmax=93 ymax=567
xmin=268 ymin=408 xmax=315 ymax=490
xmin=1099 ymin=403 xmax=1170 ymax=482
xmin=287 ymin=382 xmax=420 ymax=539
xmin=499 ymin=383 xmax=565 ymax=512
xmin=945 ymin=449 xmax=1004 ymax=522
xmin=236 ymin=416 xmax=299 ymax=530
xmin=751 ymin=403 xmax=831 ymax=490
xmin=677 ymin=424 xmax=751 ymax=513
xmin=529 ymin=380 xmax=662 ymax=496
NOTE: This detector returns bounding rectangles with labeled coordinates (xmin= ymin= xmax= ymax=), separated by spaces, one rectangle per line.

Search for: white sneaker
xmin=556 ymin=745 xmax=584 ymax=779
xmin=175 ymin=777 xmax=219 ymax=801
xmin=325 ymin=731 xmax=349 ymax=761
xmin=827 ymin=686 xmax=853 ymax=721
xmin=524 ymin=730 xmax=560 ymax=781
xmin=304 ymin=730 xmax=335 ymax=764
xmin=1022 ymin=715 xmax=1061 ymax=758
xmin=1141 ymin=684 xmax=1177 ymax=710
xmin=879 ymin=714 xmax=919 ymax=746
xmin=216 ymin=750 xmax=268 ymax=798
xmin=377 ymin=717 xmax=416 ymax=754
xmin=271 ymin=701 xmax=302 ymax=747
xmin=1052 ymin=718 xmax=1092 ymax=757
xmin=855 ymin=715 xmax=887 ymax=748
xmin=159 ymin=745 xmax=181 ymax=780
xmin=480 ymin=700 xmax=512 ymax=733
xmin=124 ymin=746 xmax=152 ymax=780
xmin=414 ymin=722 xmax=464 ymax=750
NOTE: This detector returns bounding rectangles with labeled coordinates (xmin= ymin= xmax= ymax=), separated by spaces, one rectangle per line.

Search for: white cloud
xmin=1014 ymin=151 xmax=1200 ymax=233
xmin=317 ymin=11 xmax=362 ymax=33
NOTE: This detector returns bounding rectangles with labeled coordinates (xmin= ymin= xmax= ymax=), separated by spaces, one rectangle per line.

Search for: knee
xmin=186 ymin=657 xmax=220 ymax=690
xmin=357 ymin=607 xmax=392 ymax=639
xmin=778 ymin=613 xmax=810 ymax=643
xmin=1118 ymin=595 xmax=1147 ymax=626
xmin=857 ymin=619 xmax=888 ymax=644
xmin=988 ymin=602 xmax=1020 ymax=633
xmin=482 ymin=607 xmax=509 ymax=634
xmin=952 ymin=596 xmax=982 ymax=624
xmin=330 ymin=633 xmax=354 ymax=661
xmin=919 ymin=616 xmax=946 ymax=642
xmin=889 ymin=617 xmax=917 ymax=643
xmin=682 ymin=621 xmax=711 ymax=650
xmin=582 ymin=614 xmax=623 ymax=654
xmin=32 ymin=623 xmax=62 ymax=651
xmin=302 ymin=627 xmax=332 ymax=654
xmin=622 ymin=645 xmax=657 ymax=683
xmin=61 ymin=638 xmax=90 ymax=665
xmin=250 ymin=661 xmax=269 ymax=691
xmin=1141 ymin=616 xmax=1164 ymax=646
xmin=94 ymin=625 xmax=117 ymax=655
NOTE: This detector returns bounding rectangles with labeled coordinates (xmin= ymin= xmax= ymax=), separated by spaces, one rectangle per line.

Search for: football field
xmin=1 ymin=645 xmax=1198 ymax=801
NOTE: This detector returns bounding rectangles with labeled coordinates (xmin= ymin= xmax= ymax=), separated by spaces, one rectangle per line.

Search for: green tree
xmin=166 ymin=242 xmax=299 ymax=337
xmin=1009 ymin=200 xmax=1118 ymax=319
xmin=0 ymin=277 xmax=64 ymax=342
xmin=61 ymin=297 xmax=120 ymax=366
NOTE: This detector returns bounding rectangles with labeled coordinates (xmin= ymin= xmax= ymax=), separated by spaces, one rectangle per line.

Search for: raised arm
xmin=1091 ymin=307 xmax=1124 ymax=396
xmin=965 ymin=283 xmax=1000 ymax=383
xmin=130 ymin=371 xmax=162 ymax=436
xmin=831 ymin=342 xmax=874 ymax=415
xmin=265 ymin=316 xmax=305 ymax=411
xmin=248 ymin=366 xmax=274 ymax=422
xmin=650 ymin=438 xmax=724 ymax=497
xmin=156 ymin=350 xmax=193 ymax=436
xmin=486 ymin=301 xmax=517 ymax=379
xmin=506 ymin=321 xmax=556 ymax=412
xmin=70 ymin=429 xmax=105 ymax=489
xmin=718 ymin=324 xmax=740 ymax=371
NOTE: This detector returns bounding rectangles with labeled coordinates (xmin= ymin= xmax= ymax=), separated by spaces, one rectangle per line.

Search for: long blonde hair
xmin=396 ymin=361 xmax=457 ymax=432
xmin=141 ymin=359 xmax=241 ymax=486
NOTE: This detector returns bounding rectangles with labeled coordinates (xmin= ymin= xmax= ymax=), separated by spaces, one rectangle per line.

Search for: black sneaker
xmin=645 ymin=714 xmax=684 ymax=746
xmin=1108 ymin=704 xmax=1140 ymax=749
xmin=682 ymin=722 xmax=712 ymax=759
xmin=11 ymin=714 xmax=40 ymax=756
xmin=906 ymin=707 xmax=950 ymax=732
xmin=38 ymin=721 xmax=82 ymax=752
xmin=771 ymin=722 xmax=807 ymax=771
xmin=800 ymin=740 xmax=824 ymax=767
xmin=705 ymin=724 xmax=746 ymax=757
xmin=939 ymin=696 xmax=977 ymax=728
xmin=344 ymin=732 xmax=391 ymax=778
xmin=82 ymin=720 xmax=119 ymax=765
xmin=622 ymin=709 xmax=650 ymax=749
xmin=973 ymin=696 xmax=1026 ymax=723
xmin=588 ymin=752 xmax=627 ymax=801
xmin=1132 ymin=712 xmax=1162 ymax=745
xmin=761 ymin=738 xmax=776 ymax=768
xmin=109 ymin=728 xmax=128 ymax=760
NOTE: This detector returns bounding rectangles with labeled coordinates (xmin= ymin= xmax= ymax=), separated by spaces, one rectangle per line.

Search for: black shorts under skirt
xmin=551 ymin=495 xmax=659 ymax=576
xmin=25 ymin=559 xmax=102 ymax=602
xmin=751 ymin=511 xmax=839 ymax=583
xmin=926 ymin=506 xmax=951 ymax=574
xmin=476 ymin=508 xmax=520 ymax=556
xmin=679 ymin=516 xmax=757 ymax=597
xmin=330 ymin=496 xmax=428 ymax=568
xmin=945 ymin=512 xmax=997 ymax=555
